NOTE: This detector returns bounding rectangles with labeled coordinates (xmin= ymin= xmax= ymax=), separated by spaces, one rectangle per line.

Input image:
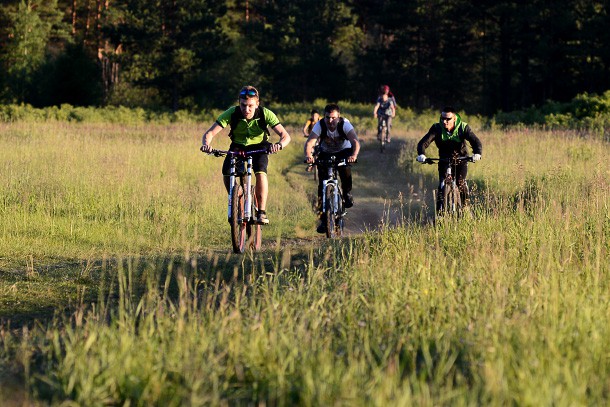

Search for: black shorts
xmin=222 ymin=142 xmax=271 ymax=176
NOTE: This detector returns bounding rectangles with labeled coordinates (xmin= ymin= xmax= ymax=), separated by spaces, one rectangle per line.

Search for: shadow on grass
xmin=0 ymin=238 xmax=348 ymax=329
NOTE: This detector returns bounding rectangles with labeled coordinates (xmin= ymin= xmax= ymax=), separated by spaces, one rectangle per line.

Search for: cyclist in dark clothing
xmin=416 ymin=106 xmax=482 ymax=210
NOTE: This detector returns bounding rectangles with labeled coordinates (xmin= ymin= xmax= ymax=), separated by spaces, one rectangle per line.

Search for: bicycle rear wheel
xmin=325 ymin=184 xmax=337 ymax=238
xmin=247 ymin=185 xmax=262 ymax=251
xmin=231 ymin=184 xmax=248 ymax=253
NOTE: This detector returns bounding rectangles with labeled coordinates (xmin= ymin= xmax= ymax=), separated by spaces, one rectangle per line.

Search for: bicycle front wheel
xmin=443 ymin=183 xmax=462 ymax=216
xmin=230 ymin=184 xmax=248 ymax=253
xmin=335 ymin=186 xmax=344 ymax=237
xmin=325 ymin=184 xmax=337 ymax=238
xmin=247 ymin=185 xmax=262 ymax=251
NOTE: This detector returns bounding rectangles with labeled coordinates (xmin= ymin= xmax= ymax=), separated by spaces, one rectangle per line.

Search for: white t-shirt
xmin=312 ymin=118 xmax=354 ymax=154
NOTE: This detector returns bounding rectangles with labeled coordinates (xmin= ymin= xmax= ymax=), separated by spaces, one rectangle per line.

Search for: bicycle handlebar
xmin=202 ymin=147 xmax=271 ymax=157
xmin=304 ymin=157 xmax=357 ymax=166
xmin=423 ymin=156 xmax=473 ymax=164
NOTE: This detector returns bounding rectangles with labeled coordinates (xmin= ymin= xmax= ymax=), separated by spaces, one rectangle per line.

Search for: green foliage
xmin=0 ymin=0 xmax=71 ymax=104
xmin=2 ymin=1 xmax=51 ymax=100
xmin=2 ymin=0 xmax=609 ymax=113
xmin=494 ymin=90 xmax=610 ymax=138
xmin=0 ymin=103 xmax=211 ymax=124
xmin=572 ymin=91 xmax=610 ymax=118
xmin=105 ymin=0 xmax=229 ymax=110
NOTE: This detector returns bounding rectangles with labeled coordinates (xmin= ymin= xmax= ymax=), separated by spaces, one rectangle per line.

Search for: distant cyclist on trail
xmin=416 ymin=106 xmax=482 ymax=211
xmin=200 ymin=85 xmax=291 ymax=225
xmin=378 ymin=84 xmax=397 ymax=107
xmin=302 ymin=109 xmax=320 ymax=137
xmin=373 ymin=91 xmax=396 ymax=143
xmin=303 ymin=108 xmax=321 ymax=173
xmin=304 ymin=103 xmax=361 ymax=234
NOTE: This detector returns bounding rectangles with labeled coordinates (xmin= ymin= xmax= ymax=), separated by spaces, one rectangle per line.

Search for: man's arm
xmin=417 ymin=125 xmax=438 ymax=155
xmin=464 ymin=125 xmax=482 ymax=155
xmin=304 ymin=133 xmax=320 ymax=163
xmin=345 ymin=129 xmax=360 ymax=163
xmin=302 ymin=121 xmax=310 ymax=137
xmin=270 ymin=124 xmax=291 ymax=153
xmin=201 ymin=122 xmax=224 ymax=152
xmin=373 ymin=102 xmax=380 ymax=118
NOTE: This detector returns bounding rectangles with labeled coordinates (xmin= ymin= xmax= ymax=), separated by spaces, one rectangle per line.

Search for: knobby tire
xmin=443 ymin=183 xmax=462 ymax=217
xmin=231 ymin=184 xmax=247 ymax=253
xmin=378 ymin=120 xmax=386 ymax=153
xmin=247 ymin=185 xmax=262 ymax=251
xmin=325 ymin=184 xmax=337 ymax=238
xmin=335 ymin=185 xmax=344 ymax=237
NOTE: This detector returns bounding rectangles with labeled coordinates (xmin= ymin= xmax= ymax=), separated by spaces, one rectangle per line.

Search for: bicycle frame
xmin=439 ymin=161 xmax=454 ymax=196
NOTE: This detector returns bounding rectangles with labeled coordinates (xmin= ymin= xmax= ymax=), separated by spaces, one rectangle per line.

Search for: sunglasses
xmin=441 ymin=116 xmax=454 ymax=122
xmin=240 ymin=89 xmax=258 ymax=97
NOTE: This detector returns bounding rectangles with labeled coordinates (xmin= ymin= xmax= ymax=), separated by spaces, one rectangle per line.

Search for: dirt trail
xmin=293 ymin=133 xmax=431 ymax=238
xmin=343 ymin=135 xmax=427 ymax=235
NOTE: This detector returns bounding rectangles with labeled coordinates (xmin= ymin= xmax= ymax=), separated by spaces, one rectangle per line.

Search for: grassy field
xmin=1 ymin=120 xmax=609 ymax=405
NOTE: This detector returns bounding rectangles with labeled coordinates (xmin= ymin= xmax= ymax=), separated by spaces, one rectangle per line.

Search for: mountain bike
xmin=315 ymin=156 xmax=355 ymax=238
xmin=423 ymin=154 xmax=474 ymax=217
xmin=205 ymin=148 xmax=269 ymax=253
xmin=377 ymin=115 xmax=389 ymax=153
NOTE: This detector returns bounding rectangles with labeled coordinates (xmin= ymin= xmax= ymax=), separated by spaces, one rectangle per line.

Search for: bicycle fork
xmin=243 ymin=157 xmax=254 ymax=222
xmin=227 ymin=158 xmax=236 ymax=222
xmin=443 ymin=167 xmax=461 ymax=212
xmin=439 ymin=166 xmax=452 ymax=193
xmin=227 ymin=156 xmax=254 ymax=223
xmin=321 ymin=179 xmax=341 ymax=217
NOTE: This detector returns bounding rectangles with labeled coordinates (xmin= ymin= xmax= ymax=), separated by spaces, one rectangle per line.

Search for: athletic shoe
xmin=344 ymin=193 xmax=354 ymax=208
xmin=316 ymin=222 xmax=327 ymax=234
xmin=256 ymin=212 xmax=269 ymax=225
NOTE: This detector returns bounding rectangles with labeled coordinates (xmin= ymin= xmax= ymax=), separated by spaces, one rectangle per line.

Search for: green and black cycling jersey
xmin=417 ymin=113 xmax=482 ymax=158
xmin=216 ymin=106 xmax=281 ymax=146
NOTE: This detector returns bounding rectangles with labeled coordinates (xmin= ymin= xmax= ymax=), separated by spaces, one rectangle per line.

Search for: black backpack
xmin=228 ymin=106 xmax=270 ymax=141
xmin=318 ymin=117 xmax=347 ymax=141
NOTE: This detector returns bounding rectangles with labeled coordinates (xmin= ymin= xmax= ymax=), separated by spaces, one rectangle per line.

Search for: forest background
xmin=1 ymin=0 xmax=609 ymax=118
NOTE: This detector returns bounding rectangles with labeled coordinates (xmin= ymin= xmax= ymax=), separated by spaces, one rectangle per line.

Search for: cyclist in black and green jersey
xmin=200 ymin=85 xmax=291 ymax=225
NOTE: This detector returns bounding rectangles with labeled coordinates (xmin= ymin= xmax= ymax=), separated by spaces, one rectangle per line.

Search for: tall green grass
xmin=1 ymin=123 xmax=609 ymax=405
xmin=0 ymin=122 xmax=313 ymax=266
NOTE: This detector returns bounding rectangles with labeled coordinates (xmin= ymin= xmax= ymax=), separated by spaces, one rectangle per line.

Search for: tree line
xmin=1 ymin=0 xmax=608 ymax=115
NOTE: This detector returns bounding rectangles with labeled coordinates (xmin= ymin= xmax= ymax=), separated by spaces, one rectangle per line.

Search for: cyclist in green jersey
xmin=200 ymin=85 xmax=291 ymax=225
